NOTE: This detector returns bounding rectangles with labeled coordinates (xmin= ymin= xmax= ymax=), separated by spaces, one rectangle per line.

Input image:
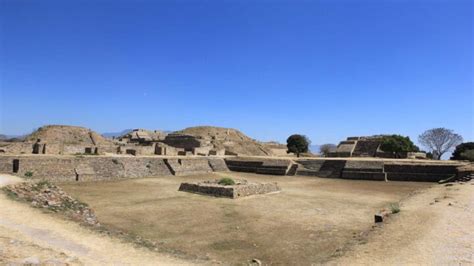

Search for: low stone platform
xmin=178 ymin=179 xmax=280 ymax=198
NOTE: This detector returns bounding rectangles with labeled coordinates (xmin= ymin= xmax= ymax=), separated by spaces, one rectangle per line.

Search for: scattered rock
xmin=3 ymin=181 xmax=99 ymax=226
xmin=374 ymin=210 xmax=391 ymax=223
xmin=250 ymin=258 xmax=262 ymax=266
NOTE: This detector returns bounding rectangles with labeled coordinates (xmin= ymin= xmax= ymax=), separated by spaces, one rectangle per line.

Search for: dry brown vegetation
xmin=60 ymin=172 xmax=431 ymax=264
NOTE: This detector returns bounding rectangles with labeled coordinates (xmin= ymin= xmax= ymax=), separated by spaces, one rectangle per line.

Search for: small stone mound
xmin=3 ymin=181 xmax=99 ymax=226
xmin=178 ymin=178 xmax=280 ymax=198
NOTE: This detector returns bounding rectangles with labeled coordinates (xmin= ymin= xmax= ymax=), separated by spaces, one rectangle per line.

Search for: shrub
xmin=218 ymin=177 xmax=235 ymax=186
xmin=460 ymin=150 xmax=474 ymax=162
xmin=24 ymin=171 xmax=34 ymax=178
xmin=380 ymin=135 xmax=418 ymax=158
xmin=390 ymin=203 xmax=400 ymax=214
xmin=451 ymin=142 xmax=474 ymax=161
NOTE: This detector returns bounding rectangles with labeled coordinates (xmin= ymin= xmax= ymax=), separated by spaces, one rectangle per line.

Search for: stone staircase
xmin=295 ymin=159 xmax=346 ymax=178
xmin=351 ymin=140 xmax=380 ymax=157
xmin=164 ymin=158 xmax=213 ymax=176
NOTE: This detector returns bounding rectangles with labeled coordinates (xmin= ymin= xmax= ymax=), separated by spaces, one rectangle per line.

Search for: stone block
xmin=178 ymin=179 xmax=280 ymax=198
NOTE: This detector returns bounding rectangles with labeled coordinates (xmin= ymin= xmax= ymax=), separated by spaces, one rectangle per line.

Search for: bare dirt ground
xmin=0 ymin=174 xmax=193 ymax=265
xmin=2 ymin=172 xmax=472 ymax=265
xmin=59 ymin=173 xmax=432 ymax=265
xmin=332 ymin=179 xmax=473 ymax=265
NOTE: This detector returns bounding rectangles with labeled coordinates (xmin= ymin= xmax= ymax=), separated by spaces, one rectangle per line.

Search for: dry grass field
xmin=60 ymin=173 xmax=432 ymax=265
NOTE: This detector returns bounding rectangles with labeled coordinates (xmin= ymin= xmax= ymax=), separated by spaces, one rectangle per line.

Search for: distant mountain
xmin=0 ymin=134 xmax=26 ymax=141
xmin=102 ymin=129 xmax=134 ymax=138
xmin=102 ymin=129 xmax=173 ymax=138
xmin=310 ymin=144 xmax=321 ymax=154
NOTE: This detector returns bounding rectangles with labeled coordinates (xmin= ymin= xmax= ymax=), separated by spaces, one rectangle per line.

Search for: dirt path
xmin=0 ymin=174 xmax=196 ymax=265
xmin=333 ymin=180 xmax=473 ymax=265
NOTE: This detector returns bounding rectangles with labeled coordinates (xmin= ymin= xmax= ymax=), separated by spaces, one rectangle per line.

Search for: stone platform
xmin=178 ymin=179 xmax=280 ymax=198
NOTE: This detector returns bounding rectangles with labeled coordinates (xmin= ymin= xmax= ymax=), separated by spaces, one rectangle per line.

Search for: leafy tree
xmin=460 ymin=150 xmax=474 ymax=162
xmin=425 ymin=151 xmax=434 ymax=159
xmin=319 ymin=144 xmax=337 ymax=157
xmin=419 ymin=128 xmax=463 ymax=160
xmin=380 ymin=135 xmax=418 ymax=158
xmin=451 ymin=142 xmax=474 ymax=161
xmin=287 ymin=134 xmax=310 ymax=157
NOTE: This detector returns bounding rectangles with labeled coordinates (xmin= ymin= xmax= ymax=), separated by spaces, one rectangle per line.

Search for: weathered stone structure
xmin=0 ymin=153 xmax=469 ymax=183
xmin=1 ymin=125 xmax=291 ymax=158
xmin=0 ymin=155 xmax=228 ymax=181
xmin=225 ymin=157 xmax=294 ymax=175
xmin=226 ymin=157 xmax=467 ymax=182
xmin=1 ymin=125 xmax=117 ymax=155
xmin=178 ymin=179 xmax=280 ymax=198
xmin=329 ymin=136 xmax=426 ymax=159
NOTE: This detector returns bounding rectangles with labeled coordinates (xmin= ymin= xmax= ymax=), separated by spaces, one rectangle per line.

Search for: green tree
xmin=451 ymin=142 xmax=474 ymax=161
xmin=380 ymin=135 xmax=418 ymax=158
xmin=286 ymin=134 xmax=310 ymax=157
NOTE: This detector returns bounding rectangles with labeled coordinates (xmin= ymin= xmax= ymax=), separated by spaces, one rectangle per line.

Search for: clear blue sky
xmin=1 ymin=0 xmax=473 ymax=147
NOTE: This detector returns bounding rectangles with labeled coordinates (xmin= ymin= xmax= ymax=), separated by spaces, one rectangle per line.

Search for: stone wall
xmin=163 ymin=158 xmax=214 ymax=176
xmin=295 ymin=159 xmax=346 ymax=178
xmin=225 ymin=157 xmax=465 ymax=182
xmin=225 ymin=157 xmax=292 ymax=175
xmin=0 ymin=155 xmax=228 ymax=181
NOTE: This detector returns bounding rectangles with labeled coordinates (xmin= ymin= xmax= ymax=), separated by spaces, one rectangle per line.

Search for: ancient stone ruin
xmin=0 ymin=125 xmax=287 ymax=157
xmin=330 ymin=135 xmax=427 ymax=159
xmin=178 ymin=179 xmax=281 ymax=198
xmin=3 ymin=181 xmax=99 ymax=226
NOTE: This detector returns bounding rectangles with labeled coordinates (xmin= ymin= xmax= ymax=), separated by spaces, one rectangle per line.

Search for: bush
xmin=451 ymin=142 xmax=474 ymax=161
xmin=218 ymin=177 xmax=235 ymax=186
xmin=460 ymin=150 xmax=474 ymax=162
xmin=390 ymin=203 xmax=400 ymax=214
xmin=24 ymin=171 xmax=34 ymax=178
xmin=380 ymin=135 xmax=418 ymax=158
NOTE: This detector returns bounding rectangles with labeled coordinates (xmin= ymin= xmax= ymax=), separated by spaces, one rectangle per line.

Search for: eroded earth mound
xmin=26 ymin=125 xmax=112 ymax=146
xmin=172 ymin=126 xmax=275 ymax=156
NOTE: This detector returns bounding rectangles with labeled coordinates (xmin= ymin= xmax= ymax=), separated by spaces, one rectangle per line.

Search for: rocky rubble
xmin=3 ymin=181 xmax=99 ymax=226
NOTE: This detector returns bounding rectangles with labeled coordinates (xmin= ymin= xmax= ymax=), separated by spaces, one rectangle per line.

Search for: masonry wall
xmin=0 ymin=155 xmax=228 ymax=181
xmin=225 ymin=157 xmax=292 ymax=175
xmin=226 ymin=157 xmax=465 ymax=182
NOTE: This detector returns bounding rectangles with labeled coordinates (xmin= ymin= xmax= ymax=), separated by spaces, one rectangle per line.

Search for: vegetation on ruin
xmin=390 ymin=203 xmax=400 ymax=214
xmin=451 ymin=142 xmax=474 ymax=161
xmin=459 ymin=150 xmax=474 ymax=162
xmin=24 ymin=171 xmax=34 ymax=178
xmin=286 ymin=134 xmax=311 ymax=157
xmin=380 ymin=135 xmax=418 ymax=158
xmin=419 ymin=128 xmax=463 ymax=160
xmin=218 ymin=177 xmax=236 ymax=186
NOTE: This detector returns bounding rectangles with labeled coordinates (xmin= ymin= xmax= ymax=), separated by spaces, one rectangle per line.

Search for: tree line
xmin=286 ymin=128 xmax=472 ymax=161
